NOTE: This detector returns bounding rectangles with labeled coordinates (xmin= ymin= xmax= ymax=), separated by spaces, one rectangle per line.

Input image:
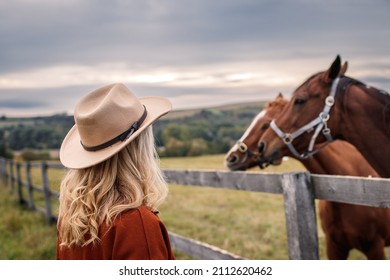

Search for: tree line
xmin=0 ymin=102 xmax=264 ymax=160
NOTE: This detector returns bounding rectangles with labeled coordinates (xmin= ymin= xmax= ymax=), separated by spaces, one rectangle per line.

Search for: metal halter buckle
xmin=319 ymin=112 xmax=330 ymax=122
xmin=322 ymin=128 xmax=330 ymax=135
xmin=238 ymin=142 xmax=248 ymax=153
xmin=325 ymin=96 xmax=335 ymax=106
xmin=283 ymin=133 xmax=293 ymax=144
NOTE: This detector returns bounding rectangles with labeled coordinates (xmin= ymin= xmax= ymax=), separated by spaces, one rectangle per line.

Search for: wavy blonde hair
xmin=58 ymin=126 xmax=168 ymax=247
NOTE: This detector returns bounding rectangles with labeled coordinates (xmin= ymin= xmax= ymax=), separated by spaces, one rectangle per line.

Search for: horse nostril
xmin=227 ymin=154 xmax=239 ymax=164
xmin=258 ymin=141 xmax=266 ymax=155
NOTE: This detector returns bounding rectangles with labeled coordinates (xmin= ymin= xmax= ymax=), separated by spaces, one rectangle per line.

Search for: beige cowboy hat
xmin=60 ymin=83 xmax=172 ymax=169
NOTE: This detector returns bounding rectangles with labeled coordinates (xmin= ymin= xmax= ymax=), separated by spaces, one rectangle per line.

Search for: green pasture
xmin=0 ymin=154 xmax=383 ymax=259
xmin=0 ymin=183 xmax=57 ymax=259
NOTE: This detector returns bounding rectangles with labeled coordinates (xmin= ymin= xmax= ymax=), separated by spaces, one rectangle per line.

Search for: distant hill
xmin=0 ymin=101 xmax=267 ymax=158
xmin=0 ymin=114 xmax=74 ymax=154
xmin=153 ymin=101 xmax=266 ymax=157
xmin=0 ymin=101 xmax=265 ymax=123
xmin=162 ymin=101 xmax=265 ymax=120
xmin=0 ymin=114 xmax=74 ymax=128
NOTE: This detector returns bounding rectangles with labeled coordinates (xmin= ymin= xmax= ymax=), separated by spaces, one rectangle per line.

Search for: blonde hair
xmin=58 ymin=126 xmax=168 ymax=247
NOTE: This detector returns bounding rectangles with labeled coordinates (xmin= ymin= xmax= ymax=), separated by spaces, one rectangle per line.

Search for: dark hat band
xmin=81 ymin=105 xmax=148 ymax=152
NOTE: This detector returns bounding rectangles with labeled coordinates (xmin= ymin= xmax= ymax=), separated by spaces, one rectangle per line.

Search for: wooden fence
xmin=1 ymin=157 xmax=390 ymax=260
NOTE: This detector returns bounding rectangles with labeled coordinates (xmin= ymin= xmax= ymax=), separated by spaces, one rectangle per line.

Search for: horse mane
xmin=385 ymin=103 xmax=390 ymax=135
xmin=338 ymin=76 xmax=390 ymax=134
xmin=338 ymin=75 xmax=390 ymax=102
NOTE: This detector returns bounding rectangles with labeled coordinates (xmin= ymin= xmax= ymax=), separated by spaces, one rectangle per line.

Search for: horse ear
xmin=322 ymin=55 xmax=341 ymax=82
xmin=340 ymin=61 xmax=348 ymax=76
xmin=277 ymin=92 xmax=283 ymax=98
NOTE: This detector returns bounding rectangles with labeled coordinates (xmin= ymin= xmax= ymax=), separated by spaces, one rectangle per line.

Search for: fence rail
xmin=1 ymin=157 xmax=390 ymax=260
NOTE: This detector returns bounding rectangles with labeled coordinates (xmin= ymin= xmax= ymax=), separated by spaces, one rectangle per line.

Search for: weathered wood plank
xmin=24 ymin=161 xmax=64 ymax=169
xmin=168 ymin=232 xmax=245 ymax=260
xmin=30 ymin=185 xmax=44 ymax=193
xmin=312 ymin=174 xmax=390 ymax=208
xmin=0 ymin=159 xmax=7 ymax=185
xmin=29 ymin=162 xmax=42 ymax=168
xmin=52 ymin=190 xmax=60 ymax=198
xmin=163 ymin=169 xmax=283 ymax=194
xmin=282 ymin=172 xmax=319 ymax=260
xmin=25 ymin=162 xmax=36 ymax=209
xmin=41 ymin=162 xmax=55 ymax=225
xmin=15 ymin=162 xmax=26 ymax=205
xmin=9 ymin=160 xmax=15 ymax=191
xmin=46 ymin=162 xmax=66 ymax=169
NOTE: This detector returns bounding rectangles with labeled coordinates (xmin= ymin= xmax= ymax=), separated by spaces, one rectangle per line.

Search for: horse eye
xmin=261 ymin=122 xmax=270 ymax=130
xmin=294 ymin=98 xmax=306 ymax=105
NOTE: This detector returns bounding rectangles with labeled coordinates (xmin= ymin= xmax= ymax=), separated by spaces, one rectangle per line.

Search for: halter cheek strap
xmin=270 ymin=77 xmax=340 ymax=159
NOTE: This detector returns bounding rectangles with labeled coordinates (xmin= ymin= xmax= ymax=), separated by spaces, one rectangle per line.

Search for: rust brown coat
xmin=56 ymin=206 xmax=175 ymax=260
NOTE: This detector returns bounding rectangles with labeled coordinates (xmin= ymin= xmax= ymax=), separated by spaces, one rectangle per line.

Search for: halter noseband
xmin=270 ymin=77 xmax=340 ymax=159
xmin=236 ymin=141 xmax=268 ymax=168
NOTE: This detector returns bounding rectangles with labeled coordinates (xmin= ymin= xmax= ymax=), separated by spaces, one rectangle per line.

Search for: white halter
xmin=270 ymin=77 xmax=340 ymax=159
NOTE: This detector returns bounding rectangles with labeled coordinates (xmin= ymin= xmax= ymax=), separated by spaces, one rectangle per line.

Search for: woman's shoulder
xmin=115 ymin=206 xmax=161 ymax=227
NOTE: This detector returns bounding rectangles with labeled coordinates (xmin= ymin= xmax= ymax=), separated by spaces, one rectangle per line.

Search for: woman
xmin=56 ymin=83 xmax=175 ymax=260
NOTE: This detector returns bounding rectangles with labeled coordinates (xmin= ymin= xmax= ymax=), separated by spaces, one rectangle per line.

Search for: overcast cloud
xmin=0 ymin=0 xmax=389 ymax=116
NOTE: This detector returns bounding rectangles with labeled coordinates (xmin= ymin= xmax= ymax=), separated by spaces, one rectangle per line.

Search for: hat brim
xmin=60 ymin=96 xmax=171 ymax=169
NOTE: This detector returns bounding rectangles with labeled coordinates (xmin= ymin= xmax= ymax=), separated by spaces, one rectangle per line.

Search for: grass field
xmin=0 ymin=154 xmax=383 ymax=260
xmin=0 ymin=184 xmax=57 ymax=259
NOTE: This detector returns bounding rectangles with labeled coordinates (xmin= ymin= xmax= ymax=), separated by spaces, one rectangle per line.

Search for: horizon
xmin=0 ymin=98 xmax=267 ymax=119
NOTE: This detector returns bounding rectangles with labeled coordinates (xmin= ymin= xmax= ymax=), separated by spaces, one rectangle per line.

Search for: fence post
xmin=4 ymin=159 xmax=9 ymax=186
xmin=281 ymin=172 xmax=319 ymax=260
xmin=9 ymin=160 xmax=15 ymax=192
xmin=16 ymin=162 xmax=26 ymax=205
xmin=0 ymin=158 xmax=7 ymax=186
xmin=41 ymin=162 xmax=55 ymax=225
xmin=25 ymin=161 xmax=35 ymax=210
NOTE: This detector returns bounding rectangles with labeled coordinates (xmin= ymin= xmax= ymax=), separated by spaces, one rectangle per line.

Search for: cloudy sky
xmin=0 ymin=0 xmax=389 ymax=116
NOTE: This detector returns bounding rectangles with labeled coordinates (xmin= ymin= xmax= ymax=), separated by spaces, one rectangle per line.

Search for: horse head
xmin=225 ymin=93 xmax=288 ymax=170
xmin=258 ymin=55 xmax=348 ymax=163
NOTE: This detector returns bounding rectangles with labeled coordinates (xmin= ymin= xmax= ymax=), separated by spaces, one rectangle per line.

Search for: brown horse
xmin=258 ymin=55 xmax=390 ymax=178
xmin=225 ymin=94 xmax=390 ymax=259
